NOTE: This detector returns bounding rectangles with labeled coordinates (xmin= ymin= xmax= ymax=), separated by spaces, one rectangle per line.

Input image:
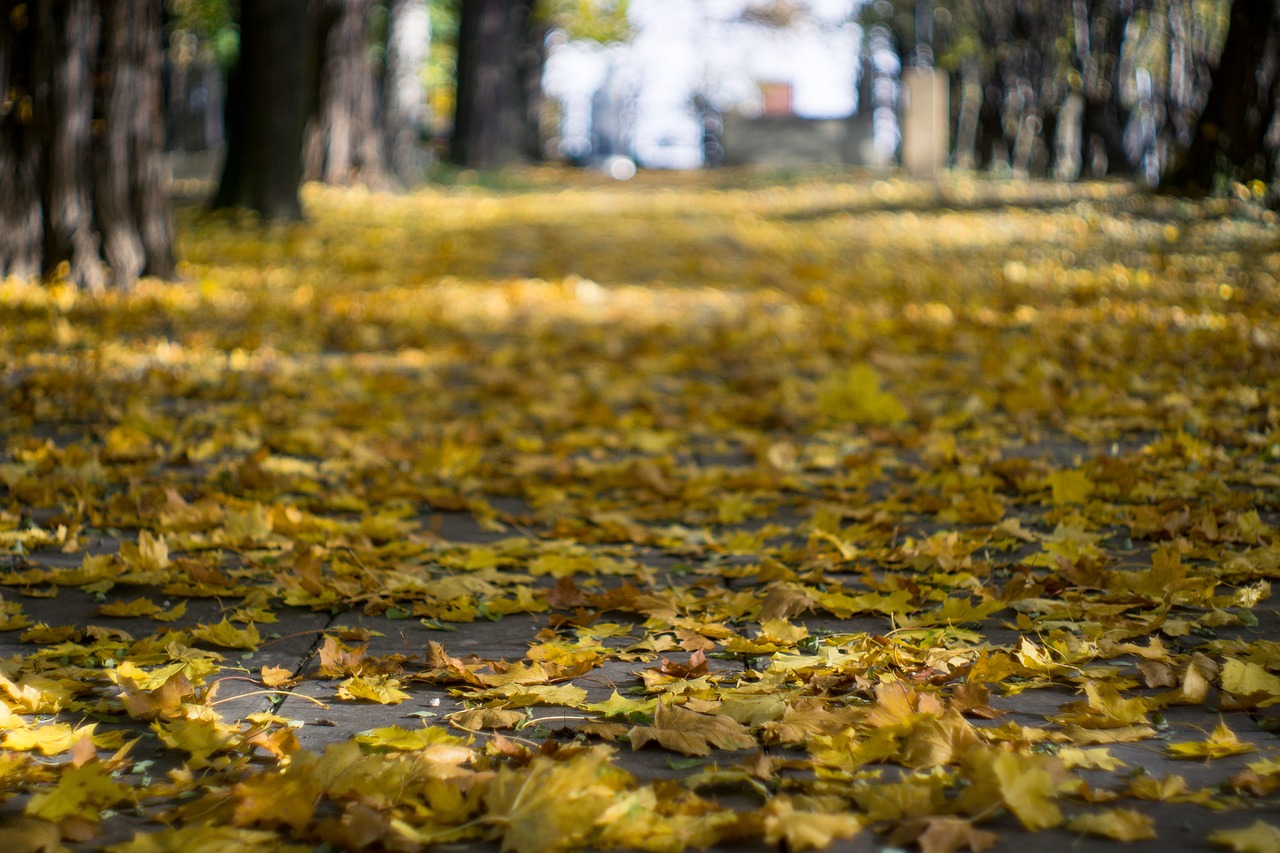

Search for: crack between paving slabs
xmin=265 ymin=608 xmax=349 ymax=717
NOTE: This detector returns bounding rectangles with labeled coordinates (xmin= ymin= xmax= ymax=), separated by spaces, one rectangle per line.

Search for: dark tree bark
xmin=212 ymin=0 xmax=313 ymax=220
xmin=449 ymin=0 xmax=542 ymax=168
xmin=1072 ymin=0 xmax=1134 ymax=176
xmin=0 ymin=0 xmax=174 ymax=291
xmin=97 ymin=0 xmax=176 ymax=284
xmin=1161 ymin=0 xmax=1280 ymax=195
xmin=0 ymin=0 xmax=43 ymax=282
xmin=304 ymin=0 xmax=388 ymax=188
xmin=35 ymin=0 xmax=106 ymax=291
xmin=381 ymin=0 xmax=429 ymax=184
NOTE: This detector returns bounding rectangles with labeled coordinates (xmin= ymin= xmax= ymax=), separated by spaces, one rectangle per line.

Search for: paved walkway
xmin=1 ymin=178 xmax=1278 ymax=852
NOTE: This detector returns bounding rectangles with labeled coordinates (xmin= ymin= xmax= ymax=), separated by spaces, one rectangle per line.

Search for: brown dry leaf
xmin=316 ymin=637 xmax=369 ymax=678
xmin=629 ymin=701 xmax=756 ymax=756
xmin=260 ymin=665 xmax=296 ymax=688
xmin=0 ymin=818 xmax=66 ymax=853
xmin=889 ymin=815 xmax=1000 ymax=853
xmin=450 ymin=708 xmax=527 ymax=731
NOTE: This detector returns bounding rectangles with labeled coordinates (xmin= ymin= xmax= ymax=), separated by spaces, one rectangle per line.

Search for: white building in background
xmin=543 ymin=0 xmax=863 ymax=170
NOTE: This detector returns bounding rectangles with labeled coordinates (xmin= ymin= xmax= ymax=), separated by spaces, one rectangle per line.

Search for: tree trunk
xmin=97 ymin=0 xmax=175 ymax=285
xmin=36 ymin=0 xmax=106 ymax=292
xmin=1161 ymin=0 xmax=1280 ymax=195
xmin=381 ymin=0 xmax=429 ymax=185
xmin=952 ymin=58 xmax=982 ymax=170
xmin=213 ymin=0 xmax=313 ymax=220
xmin=449 ymin=0 xmax=541 ymax=168
xmin=0 ymin=0 xmax=42 ymax=281
xmin=0 ymin=0 xmax=175 ymax=292
xmin=1071 ymin=0 xmax=1134 ymax=176
xmin=304 ymin=0 xmax=388 ymax=188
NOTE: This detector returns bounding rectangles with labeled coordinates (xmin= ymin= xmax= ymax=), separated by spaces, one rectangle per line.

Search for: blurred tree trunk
xmin=0 ymin=0 xmax=174 ymax=291
xmin=0 ymin=0 xmax=44 ymax=282
xmin=1161 ymin=0 xmax=1280 ymax=196
xmin=449 ymin=0 xmax=543 ymax=168
xmin=1072 ymin=0 xmax=1133 ymax=176
xmin=382 ymin=0 xmax=429 ymax=185
xmin=304 ymin=0 xmax=388 ymax=188
xmin=213 ymin=0 xmax=313 ymax=220
xmin=952 ymin=58 xmax=983 ymax=169
xmin=97 ymin=0 xmax=176 ymax=283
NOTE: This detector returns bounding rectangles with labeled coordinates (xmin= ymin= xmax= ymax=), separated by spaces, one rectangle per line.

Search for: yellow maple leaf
xmin=756 ymin=618 xmax=808 ymax=643
xmin=19 ymin=623 xmax=81 ymax=644
xmin=816 ymin=363 xmax=907 ymax=425
xmin=4 ymin=722 xmax=95 ymax=756
xmin=1056 ymin=680 xmax=1152 ymax=728
xmin=154 ymin=717 xmax=239 ymax=769
xmin=1208 ymin=820 xmax=1280 ymax=853
xmin=0 ymin=671 xmax=73 ymax=714
xmin=486 ymin=750 xmax=629 ymax=853
xmin=717 ymin=693 xmax=787 ymax=727
xmin=190 ymin=618 xmax=261 ymax=650
xmin=476 ymin=682 xmax=588 ymax=708
xmin=26 ymin=761 xmax=131 ymax=823
xmin=959 ymin=747 xmax=1063 ymax=830
xmin=1221 ymin=658 xmax=1280 ymax=707
xmin=97 ymin=597 xmax=163 ymax=618
xmin=102 ymin=425 xmax=156 ymax=462
xmin=1126 ymin=773 xmax=1214 ymax=804
xmin=900 ymin=710 xmax=984 ymax=769
xmin=220 ymin=503 xmax=274 ymax=546
xmin=992 ymin=750 xmax=1063 ymax=829
xmin=232 ymin=764 xmax=324 ymax=833
xmin=1066 ymin=808 xmax=1157 ymax=841
xmin=336 ymin=674 xmax=411 ymax=704
xmin=1167 ymin=722 xmax=1255 ymax=759
xmin=154 ymin=600 xmax=188 ymax=622
xmin=761 ymin=796 xmax=862 ymax=852
xmin=1047 ymin=469 xmax=1093 ymax=505
xmin=353 ymin=725 xmax=469 ymax=753
xmin=1057 ymin=747 xmax=1125 ymax=771
xmin=582 ymin=690 xmax=657 ymax=719
xmin=259 ymin=665 xmax=295 ymax=688
xmin=852 ymin=778 xmax=947 ymax=822
xmin=106 ymin=824 xmax=316 ymax=853
xmin=109 ymin=660 xmax=186 ymax=691
xmin=595 ymin=787 xmax=740 ymax=851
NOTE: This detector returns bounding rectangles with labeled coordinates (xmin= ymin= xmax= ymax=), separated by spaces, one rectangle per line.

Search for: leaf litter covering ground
xmin=0 ymin=172 xmax=1279 ymax=853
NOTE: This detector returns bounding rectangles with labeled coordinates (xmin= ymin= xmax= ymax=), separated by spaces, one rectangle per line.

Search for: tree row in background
xmin=863 ymin=0 xmax=1280 ymax=196
xmin=1 ymin=0 xmax=1276 ymax=292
